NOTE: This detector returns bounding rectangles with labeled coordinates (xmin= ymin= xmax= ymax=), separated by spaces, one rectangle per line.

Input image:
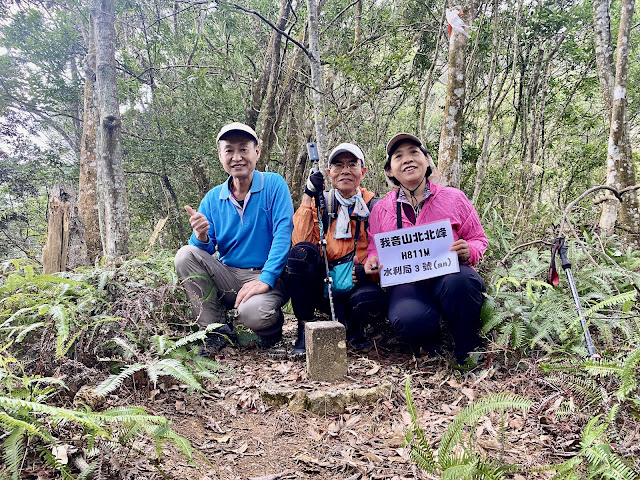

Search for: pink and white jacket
xmin=366 ymin=181 xmax=488 ymax=266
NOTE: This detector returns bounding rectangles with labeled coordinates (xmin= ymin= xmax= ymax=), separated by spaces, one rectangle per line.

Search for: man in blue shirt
xmin=175 ymin=122 xmax=294 ymax=352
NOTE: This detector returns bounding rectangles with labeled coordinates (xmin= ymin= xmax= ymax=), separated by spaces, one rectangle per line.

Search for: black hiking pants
xmin=387 ymin=265 xmax=486 ymax=362
xmin=285 ymin=242 xmax=387 ymax=340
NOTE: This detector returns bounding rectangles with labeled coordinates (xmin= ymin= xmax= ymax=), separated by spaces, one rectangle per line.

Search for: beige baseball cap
xmin=216 ymin=122 xmax=259 ymax=144
xmin=328 ymin=143 xmax=365 ymax=166
xmin=385 ymin=133 xmax=424 ymax=155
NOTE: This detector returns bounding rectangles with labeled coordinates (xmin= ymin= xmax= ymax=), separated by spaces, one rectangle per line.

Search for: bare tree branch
xmin=500 ymin=239 xmax=553 ymax=265
xmin=559 ymin=185 xmax=624 ymax=234
xmin=231 ymin=3 xmax=312 ymax=60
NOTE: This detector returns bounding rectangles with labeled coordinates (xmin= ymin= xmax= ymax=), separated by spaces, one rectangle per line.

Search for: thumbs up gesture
xmin=185 ymin=205 xmax=210 ymax=243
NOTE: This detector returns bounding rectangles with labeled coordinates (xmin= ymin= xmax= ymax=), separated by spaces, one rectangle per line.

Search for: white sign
xmin=374 ymin=219 xmax=460 ymax=287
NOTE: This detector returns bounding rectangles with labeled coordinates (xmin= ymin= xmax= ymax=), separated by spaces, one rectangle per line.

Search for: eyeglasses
xmin=330 ymin=162 xmax=362 ymax=172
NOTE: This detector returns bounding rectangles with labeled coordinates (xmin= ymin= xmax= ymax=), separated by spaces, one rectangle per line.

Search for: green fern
xmin=577 ymin=415 xmax=636 ymax=480
xmin=0 ymin=393 xmax=195 ymax=476
xmin=95 ymin=357 xmax=207 ymax=395
xmin=583 ymin=347 xmax=640 ymax=402
xmin=403 ymin=376 xmax=436 ymax=472
xmin=403 ymin=377 xmax=532 ymax=479
xmin=438 ymin=392 xmax=532 ymax=465
xmin=2 ymin=427 xmax=26 ymax=480
xmin=483 ymin=236 xmax=640 ymax=358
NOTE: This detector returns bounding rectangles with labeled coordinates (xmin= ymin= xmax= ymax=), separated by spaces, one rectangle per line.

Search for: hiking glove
xmin=304 ymin=170 xmax=324 ymax=198
xmin=353 ymin=263 xmax=370 ymax=284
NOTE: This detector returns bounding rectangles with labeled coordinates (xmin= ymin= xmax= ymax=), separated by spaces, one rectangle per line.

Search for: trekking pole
xmin=548 ymin=237 xmax=600 ymax=359
xmin=306 ymin=142 xmax=337 ymax=323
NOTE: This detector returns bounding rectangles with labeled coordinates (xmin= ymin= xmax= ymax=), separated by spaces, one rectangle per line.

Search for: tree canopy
xmin=0 ymin=0 xmax=638 ymax=258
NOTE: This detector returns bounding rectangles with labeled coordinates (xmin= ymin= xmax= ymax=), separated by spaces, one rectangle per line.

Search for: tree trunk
xmin=247 ymin=25 xmax=275 ymax=128
xmin=257 ymin=0 xmax=292 ymax=171
xmin=437 ymin=2 xmax=477 ymax=188
xmin=419 ymin=3 xmax=447 ymax=140
xmin=78 ymin=17 xmax=102 ymax=265
xmin=592 ymin=0 xmax=615 ymax=117
xmin=599 ymin=0 xmax=639 ymax=235
xmin=93 ymin=0 xmax=130 ymax=259
xmin=307 ymin=0 xmax=330 ymax=170
xmin=471 ymin=0 xmax=500 ymax=203
xmin=353 ymin=0 xmax=362 ymax=47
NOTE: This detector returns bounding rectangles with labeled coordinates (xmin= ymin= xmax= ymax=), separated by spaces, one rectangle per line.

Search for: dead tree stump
xmin=42 ymin=185 xmax=89 ymax=274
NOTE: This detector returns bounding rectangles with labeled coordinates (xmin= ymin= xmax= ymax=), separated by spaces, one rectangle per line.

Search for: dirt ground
xmin=62 ymin=316 xmax=609 ymax=480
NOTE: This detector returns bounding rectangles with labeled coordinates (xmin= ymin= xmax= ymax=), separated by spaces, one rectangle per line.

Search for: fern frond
xmin=438 ymin=393 xmax=532 ymax=465
xmin=108 ymin=337 xmax=139 ymax=360
xmin=49 ymin=305 xmax=70 ymax=356
xmin=94 ymin=363 xmax=146 ymax=395
xmin=117 ymin=420 xmax=145 ymax=444
xmin=619 ymin=347 xmax=640 ymax=400
xmin=1 ymin=306 xmax=38 ymax=328
xmin=604 ymin=452 xmax=637 ymax=480
xmin=14 ymin=321 xmax=47 ymax=342
xmin=2 ymin=426 xmax=25 ymax=480
xmin=439 ymin=450 xmax=478 ymax=477
xmin=0 ymin=411 xmax=54 ymax=442
xmin=152 ymin=425 xmax=193 ymax=462
xmin=580 ymin=415 xmax=607 ymax=449
xmin=583 ymin=359 xmax=624 ymax=378
xmin=0 ymin=397 xmax=107 ymax=437
xmin=166 ymin=328 xmax=212 ymax=353
xmin=95 ymin=270 xmax=114 ymax=294
xmin=76 ymin=461 xmax=98 ymax=480
xmin=152 ymin=335 xmax=168 ymax=356
xmin=154 ymin=359 xmax=203 ymax=391
xmin=404 ymin=377 xmax=436 ymax=473
xmin=547 ymin=455 xmax=582 ymax=480
xmin=548 ymin=373 xmax=604 ymax=408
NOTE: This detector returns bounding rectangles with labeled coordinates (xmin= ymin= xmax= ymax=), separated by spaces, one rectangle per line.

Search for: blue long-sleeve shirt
xmin=189 ymin=171 xmax=294 ymax=287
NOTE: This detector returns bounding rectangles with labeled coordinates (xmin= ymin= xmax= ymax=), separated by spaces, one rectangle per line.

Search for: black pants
xmin=387 ymin=265 xmax=486 ymax=362
xmin=286 ymin=242 xmax=387 ymax=337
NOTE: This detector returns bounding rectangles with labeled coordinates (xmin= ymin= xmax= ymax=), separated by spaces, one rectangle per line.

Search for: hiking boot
xmin=200 ymin=324 xmax=236 ymax=355
xmin=453 ymin=352 xmax=484 ymax=372
xmin=292 ymin=320 xmax=306 ymax=356
xmin=416 ymin=342 xmax=443 ymax=358
xmin=347 ymin=332 xmax=372 ymax=351
xmin=258 ymin=331 xmax=282 ymax=349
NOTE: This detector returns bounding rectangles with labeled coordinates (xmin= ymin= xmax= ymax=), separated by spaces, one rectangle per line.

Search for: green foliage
xmin=0 ymin=394 xmax=194 ymax=479
xmin=549 ymin=414 xmax=636 ymax=480
xmin=0 ymin=343 xmax=194 ymax=479
xmin=482 ymin=236 xmax=640 ymax=356
xmin=403 ymin=376 xmax=532 ymax=478
xmin=96 ymin=328 xmax=225 ymax=395
xmin=0 ymin=251 xmax=220 ymax=477
xmin=0 ymin=260 xmax=115 ymax=358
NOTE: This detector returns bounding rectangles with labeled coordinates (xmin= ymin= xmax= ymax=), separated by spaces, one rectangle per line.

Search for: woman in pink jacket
xmin=364 ymin=133 xmax=488 ymax=366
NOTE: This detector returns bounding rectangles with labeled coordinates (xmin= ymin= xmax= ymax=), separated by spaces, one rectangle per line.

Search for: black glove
xmin=353 ymin=263 xmax=370 ymax=284
xmin=304 ymin=170 xmax=324 ymax=198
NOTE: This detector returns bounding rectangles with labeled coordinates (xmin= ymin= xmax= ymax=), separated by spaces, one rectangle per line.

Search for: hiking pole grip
xmin=306 ymin=141 xmax=336 ymax=322
xmin=557 ymin=237 xmax=571 ymax=270
xmin=306 ymin=141 xmax=327 ymax=209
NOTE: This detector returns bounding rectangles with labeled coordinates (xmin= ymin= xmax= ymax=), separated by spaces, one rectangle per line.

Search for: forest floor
xmin=22 ymin=317 xmax=599 ymax=480
xmin=65 ymin=316 xmax=603 ymax=480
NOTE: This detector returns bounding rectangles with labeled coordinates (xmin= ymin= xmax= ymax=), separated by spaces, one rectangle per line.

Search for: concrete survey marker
xmin=260 ymin=381 xmax=393 ymax=415
xmin=305 ymin=321 xmax=347 ymax=382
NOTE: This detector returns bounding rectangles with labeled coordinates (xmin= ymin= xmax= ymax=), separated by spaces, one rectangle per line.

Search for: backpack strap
xmin=363 ymin=196 xmax=380 ymax=234
xmin=396 ymin=190 xmax=403 ymax=229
